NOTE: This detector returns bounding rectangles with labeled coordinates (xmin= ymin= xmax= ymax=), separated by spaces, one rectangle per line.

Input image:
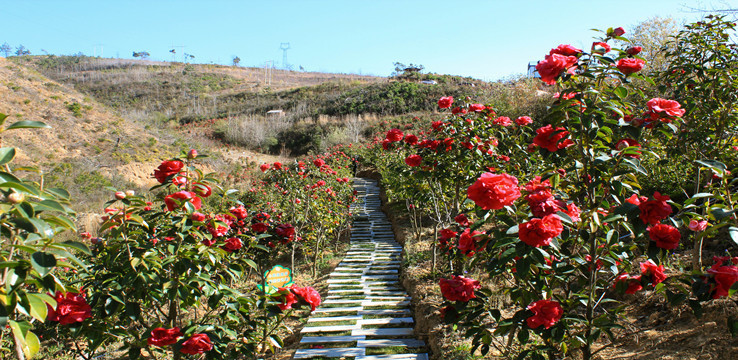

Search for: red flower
xmin=405 ymin=154 xmax=422 ymax=167
xmin=147 ymin=327 xmax=183 ymax=347
xmin=191 ymin=212 xmax=207 ymax=222
xmin=153 ymin=160 xmax=184 ymax=183
xmin=47 ymin=291 xmax=92 ymax=325
xmin=616 ymin=58 xmax=645 ymax=75
xmin=458 ymin=228 xmax=483 ymax=256
xmin=439 ymin=275 xmax=480 ymax=302
xmin=646 ymin=98 xmax=685 ymax=119
xmin=549 ymin=44 xmax=582 ymax=56
xmin=648 ymin=224 xmax=681 ymax=250
xmin=493 ymin=116 xmax=512 ymax=126
xmin=313 ymin=158 xmax=326 ymax=167
xmin=438 ymin=96 xmax=454 ymax=109
xmin=292 ymin=286 xmax=322 ymax=311
xmin=536 ymin=53 xmax=578 ymax=85
xmin=688 ymin=219 xmax=708 ymax=232
xmin=515 ymin=116 xmax=533 ymax=126
xmin=164 ymin=191 xmax=202 ymax=212
xmin=467 ymin=173 xmax=521 ymax=210
xmin=275 ymin=223 xmax=296 ymax=243
xmin=614 ymin=274 xmax=643 ymax=294
xmin=229 ymin=206 xmax=249 ymax=220
xmin=404 ymin=134 xmax=419 ymax=145
xmin=180 ymin=334 xmax=213 ymax=355
xmin=251 ymin=222 xmax=268 ymax=233
xmin=707 ymin=265 xmax=738 ymax=299
xmin=386 ymin=128 xmax=404 ymax=142
xmin=532 ymin=125 xmax=574 ymax=152
xmin=626 ymin=46 xmax=642 ymax=56
xmin=454 ymin=213 xmax=469 ymax=227
xmin=278 ymin=288 xmax=298 ymax=310
xmin=272 ymin=162 xmax=282 ymax=170
xmin=611 ymin=27 xmax=626 ymax=37
xmin=469 ymin=103 xmax=485 ymax=112
xmin=526 ymin=300 xmax=563 ymax=329
xmin=592 ymin=41 xmax=611 ymax=54
xmin=640 ymin=260 xmax=667 ymax=285
xmin=222 ymin=237 xmax=243 ymax=252
xmin=638 ymin=192 xmax=672 ymax=225
xmin=519 ymin=214 xmax=563 ymax=247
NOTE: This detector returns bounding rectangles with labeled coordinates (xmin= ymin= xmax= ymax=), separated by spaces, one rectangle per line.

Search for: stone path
xmin=293 ymin=178 xmax=429 ymax=360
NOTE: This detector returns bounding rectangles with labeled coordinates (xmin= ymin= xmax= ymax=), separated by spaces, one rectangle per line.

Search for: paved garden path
xmin=293 ymin=178 xmax=429 ymax=360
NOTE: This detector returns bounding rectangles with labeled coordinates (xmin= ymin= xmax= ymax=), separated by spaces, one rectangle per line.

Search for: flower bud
xmin=115 ymin=191 xmax=126 ymax=200
xmin=187 ymin=149 xmax=198 ymax=159
xmin=7 ymin=192 xmax=24 ymax=204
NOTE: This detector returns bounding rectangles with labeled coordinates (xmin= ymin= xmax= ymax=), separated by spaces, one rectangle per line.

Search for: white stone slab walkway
xmin=293 ymin=178 xmax=428 ymax=360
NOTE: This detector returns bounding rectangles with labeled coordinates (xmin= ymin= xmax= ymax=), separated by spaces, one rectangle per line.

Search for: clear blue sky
xmin=1 ymin=0 xmax=732 ymax=80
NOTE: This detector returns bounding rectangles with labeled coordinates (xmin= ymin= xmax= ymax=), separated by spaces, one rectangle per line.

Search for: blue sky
xmin=1 ymin=0 xmax=732 ymax=80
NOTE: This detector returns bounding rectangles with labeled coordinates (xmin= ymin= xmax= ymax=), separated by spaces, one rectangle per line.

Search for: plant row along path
xmin=294 ymin=178 xmax=429 ymax=360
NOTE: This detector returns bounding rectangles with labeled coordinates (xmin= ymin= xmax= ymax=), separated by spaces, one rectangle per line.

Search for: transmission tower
xmin=280 ymin=42 xmax=290 ymax=69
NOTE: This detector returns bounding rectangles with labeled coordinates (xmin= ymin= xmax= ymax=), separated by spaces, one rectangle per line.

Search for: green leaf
xmin=0 ymin=305 xmax=7 ymax=327
xmin=26 ymin=293 xmax=49 ymax=322
xmin=728 ymin=317 xmax=738 ymax=337
xmin=31 ymin=252 xmax=56 ymax=277
xmin=5 ymin=120 xmax=51 ymax=131
xmin=0 ymin=147 xmax=16 ymax=166
xmin=695 ymin=159 xmax=727 ymax=176
xmin=61 ymin=241 xmax=92 ymax=256
xmin=711 ymin=208 xmax=735 ymax=221
xmin=613 ymin=86 xmax=628 ymax=100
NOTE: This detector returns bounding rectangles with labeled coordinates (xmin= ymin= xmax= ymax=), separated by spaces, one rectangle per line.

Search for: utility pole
xmin=264 ymin=60 xmax=273 ymax=86
xmin=280 ymin=42 xmax=290 ymax=69
xmin=170 ymin=44 xmax=185 ymax=62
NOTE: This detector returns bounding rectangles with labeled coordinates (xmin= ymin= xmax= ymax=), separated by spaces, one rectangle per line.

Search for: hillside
xmin=0 ymin=57 xmax=277 ymax=214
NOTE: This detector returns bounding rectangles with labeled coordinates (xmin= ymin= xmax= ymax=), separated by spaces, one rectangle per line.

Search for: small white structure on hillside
xmin=266 ymin=109 xmax=284 ymax=117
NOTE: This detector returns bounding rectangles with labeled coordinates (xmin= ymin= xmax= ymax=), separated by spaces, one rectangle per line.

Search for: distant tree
xmin=132 ymin=51 xmax=150 ymax=59
xmin=232 ymin=56 xmax=241 ymax=67
xmin=184 ymin=53 xmax=195 ymax=63
xmin=14 ymin=44 xmax=30 ymax=56
xmin=626 ymin=16 xmax=679 ymax=73
xmin=391 ymin=62 xmax=425 ymax=81
xmin=299 ymin=65 xmax=305 ymax=71
xmin=0 ymin=42 xmax=11 ymax=57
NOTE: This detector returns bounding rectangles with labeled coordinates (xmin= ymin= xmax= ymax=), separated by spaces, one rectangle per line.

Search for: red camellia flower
xmin=688 ymin=219 xmax=708 ymax=232
xmin=648 ymin=224 xmax=681 ymax=250
xmin=616 ymin=58 xmax=646 ymax=75
xmin=454 ymin=213 xmax=469 ymax=227
xmin=458 ymin=228 xmax=483 ymax=256
xmin=439 ymin=275 xmax=481 ymax=302
xmin=292 ymin=286 xmax=322 ymax=311
xmin=536 ymin=53 xmax=578 ymax=85
xmin=153 ymin=160 xmax=184 ymax=183
xmin=640 ymin=259 xmax=667 ymax=285
xmin=438 ymin=96 xmax=454 ymax=109
xmin=611 ymin=27 xmax=626 ymax=37
xmin=272 ymin=162 xmax=282 ymax=170
xmin=592 ymin=41 xmax=611 ymax=54
xmin=222 ymin=237 xmax=243 ymax=252
xmin=707 ymin=264 xmax=738 ymax=299
xmin=515 ymin=116 xmax=533 ymax=126
xmin=251 ymin=222 xmax=268 ymax=233
xmin=47 ymin=291 xmax=92 ymax=325
xmin=646 ymin=98 xmax=686 ymax=119
xmin=404 ymin=134 xmax=419 ymax=145
xmin=526 ymin=300 xmax=563 ymax=329
xmin=626 ymin=46 xmax=643 ymax=55
xmin=467 ymin=173 xmax=521 ymax=210
xmin=469 ymin=103 xmax=485 ymax=112
xmin=549 ymin=44 xmax=582 ymax=56
xmin=638 ymin=192 xmax=672 ymax=225
xmin=313 ymin=158 xmax=325 ymax=167
xmin=493 ymin=116 xmax=512 ymax=126
xmin=164 ymin=191 xmax=202 ymax=212
xmin=532 ymin=124 xmax=574 ymax=152
xmin=615 ymin=138 xmax=642 ymax=158
xmin=278 ymin=288 xmax=298 ymax=310
xmin=147 ymin=327 xmax=183 ymax=347
xmin=386 ymin=128 xmax=404 ymax=142
xmin=229 ymin=206 xmax=249 ymax=220
xmin=275 ymin=223 xmax=296 ymax=243
xmin=191 ymin=212 xmax=207 ymax=222
xmin=614 ymin=274 xmax=643 ymax=294
xmin=519 ymin=214 xmax=563 ymax=247
xmin=405 ymin=154 xmax=422 ymax=167
xmin=259 ymin=163 xmax=269 ymax=172
xmin=180 ymin=334 xmax=213 ymax=355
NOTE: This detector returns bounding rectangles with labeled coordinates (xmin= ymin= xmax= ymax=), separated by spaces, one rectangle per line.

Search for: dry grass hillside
xmin=0 ymin=57 xmax=282 ymax=216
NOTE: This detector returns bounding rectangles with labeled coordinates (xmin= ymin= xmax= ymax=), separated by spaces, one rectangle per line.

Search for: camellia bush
xmin=0 ymin=114 xmax=84 ymax=359
xmin=357 ymin=23 xmax=738 ymax=360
